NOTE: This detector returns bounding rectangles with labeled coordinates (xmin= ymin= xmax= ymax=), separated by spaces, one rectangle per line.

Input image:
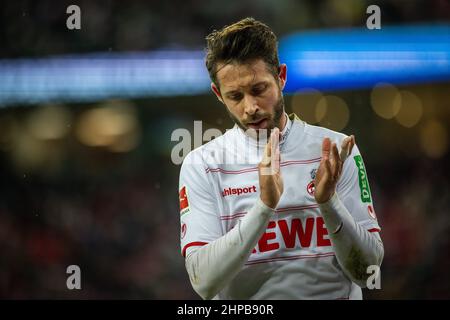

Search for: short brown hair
xmin=205 ymin=17 xmax=280 ymax=88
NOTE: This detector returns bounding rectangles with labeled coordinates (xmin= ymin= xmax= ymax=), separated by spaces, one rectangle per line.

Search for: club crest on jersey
xmin=310 ymin=168 xmax=317 ymax=180
xmin=179 ymin=186 xmax=190 ymax=215
xmin=306 ymin=169 xmax=317 ymax=196
xmin=307 ymin=181 xmax=315 ymax=196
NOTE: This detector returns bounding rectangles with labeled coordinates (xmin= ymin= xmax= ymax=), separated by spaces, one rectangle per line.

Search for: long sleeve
xmin=319 ymin=192 xmax=384 ymax=287
xmin=185 ymin=198 xmax=274 ymax=300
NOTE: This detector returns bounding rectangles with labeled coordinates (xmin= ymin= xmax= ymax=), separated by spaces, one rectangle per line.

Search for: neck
xmin=279 ymin=112 xmax=288 ymax=132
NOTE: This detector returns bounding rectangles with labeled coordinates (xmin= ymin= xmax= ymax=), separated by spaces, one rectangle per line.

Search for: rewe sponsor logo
xmin=251 ymin=216 xmax=332 ymax=254
xmin=222 ymin=185 xmax=257 ymax=197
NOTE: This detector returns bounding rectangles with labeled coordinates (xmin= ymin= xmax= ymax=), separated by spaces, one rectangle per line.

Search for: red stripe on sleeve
xmin=182 ymin=241 xmax=208 ymax=257
xmin=368 ymin=228 xmax=381 ymax=233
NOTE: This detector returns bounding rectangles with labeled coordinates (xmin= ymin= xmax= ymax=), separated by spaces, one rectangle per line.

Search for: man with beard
xmin=178 ymin=18 xmax=384 ymax=300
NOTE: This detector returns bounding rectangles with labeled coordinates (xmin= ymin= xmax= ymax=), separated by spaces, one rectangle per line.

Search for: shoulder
xmin=288 ymin=116 xmax=349 ymax=155
xmin=181 ymin=126 xmax=237 ymax=168
xmin=302 ymin=122 xmax=348 ymax=144
xmin=289 ymin=113 xmax=348 ymax=144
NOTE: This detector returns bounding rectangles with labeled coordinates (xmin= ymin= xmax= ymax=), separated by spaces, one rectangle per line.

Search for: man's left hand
xmin=314 ymin=135 xmax=355 ymax=204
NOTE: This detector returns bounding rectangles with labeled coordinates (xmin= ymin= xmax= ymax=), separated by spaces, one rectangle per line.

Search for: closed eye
xmin=252 ymin=84 xmax=268 ymax=96
xmin=227 ymin=92 xmax=243 ymax=101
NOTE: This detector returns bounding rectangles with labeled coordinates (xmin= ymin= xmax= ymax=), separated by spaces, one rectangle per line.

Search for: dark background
xmin=0 ymin=0 xmax=449 ymax=299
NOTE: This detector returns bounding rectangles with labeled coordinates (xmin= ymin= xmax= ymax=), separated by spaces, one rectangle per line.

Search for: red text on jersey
xmin=252 ymin=216 xmax=332 ymax=254
xmin=222 ymin=185 xmax=257 ymax=197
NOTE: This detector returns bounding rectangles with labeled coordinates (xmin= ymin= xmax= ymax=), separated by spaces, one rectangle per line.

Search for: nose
xmin=243 ymin=94 xmax=259 ymax=116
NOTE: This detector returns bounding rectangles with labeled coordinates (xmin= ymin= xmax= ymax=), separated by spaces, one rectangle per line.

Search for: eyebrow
xmin=223 ymin=81 xmax=268 ymax=97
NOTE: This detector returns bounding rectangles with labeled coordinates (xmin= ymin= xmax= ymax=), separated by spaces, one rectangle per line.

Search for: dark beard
xmin=226 ymin=93 xmax=285 ymax=141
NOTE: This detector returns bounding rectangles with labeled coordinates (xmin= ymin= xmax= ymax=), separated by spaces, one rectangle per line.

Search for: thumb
xmin=260 ymin=128 xmax=280 ymax=174
xmin=339 ymin=135 xmax=355 ymax=162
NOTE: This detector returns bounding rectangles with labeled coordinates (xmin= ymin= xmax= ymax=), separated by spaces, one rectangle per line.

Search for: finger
xmin=271 ymin=127 xmax=280 ymax=150
xmin=322 ymin=137 xmax=331 ymax=161
xmin=271 ymin=128 xmax=280 ymax=173
xmin=261 ymin=132 xmax=272 ymax=167
xmin=331 ymin=142 xmax=340 ymax=180
xmin=339 ymin=136 xmax=351 ymax=162
xmin=322 ymin=157 xmax=333 ymax=184
xmin=349 ymin=135 xmax=355 ymax=155
xmin=339 ymin=135 xmax=355 ymax=162
xmin=339 ymin=137 xmax=349 ymax=161
xmin=260 ymin=128 xmax=279 ymax=174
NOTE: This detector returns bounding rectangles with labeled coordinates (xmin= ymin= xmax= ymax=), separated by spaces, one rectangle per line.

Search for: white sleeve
xmin=319 ymin=193 xmax=384 ymax=288
xmin=185 ymin=198 xmax=274 ymax=300
xmin=179 ymin=151 xmax=223 ymax=258
xmin=336 ymin=144 xmax=381 ymax=231
xmin=318 ymin=142 xmax=384 ymax=287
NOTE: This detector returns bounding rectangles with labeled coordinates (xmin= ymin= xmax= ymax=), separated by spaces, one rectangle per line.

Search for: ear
xmin=278 ymin=64 xmax=287 ymax=90
xmin=211 ymin=83 xmax=224 ymax=104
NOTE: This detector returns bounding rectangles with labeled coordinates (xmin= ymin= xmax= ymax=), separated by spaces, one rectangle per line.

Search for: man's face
xmin=212 ymin=59 xmax=287 ymax=136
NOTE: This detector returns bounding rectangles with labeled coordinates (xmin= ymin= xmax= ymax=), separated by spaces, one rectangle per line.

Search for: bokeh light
xmin=420 ymin=119 xmax=448 ymax=158
xmin=76 ymin=100 xmax=141 ymax=152
xmin=26 ymin=104 xmax=71 ymax=140
xmin=371 ymin=83 xmax=401 ymax=119
xmin=316 ymin=95 xmax=350 ymax=131
xmin=290 ymin=89 xmax=324 ymax=124
xmin=395 ymin=91 xmax=423 ymax=128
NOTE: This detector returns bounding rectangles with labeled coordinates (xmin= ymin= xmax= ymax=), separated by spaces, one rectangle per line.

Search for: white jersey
xmin=179 ymin=113 xmax=381 ymax=299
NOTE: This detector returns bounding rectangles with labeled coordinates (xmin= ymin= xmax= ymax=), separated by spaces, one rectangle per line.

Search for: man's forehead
xmin=216 ymin=60 xmax=272 ymax=91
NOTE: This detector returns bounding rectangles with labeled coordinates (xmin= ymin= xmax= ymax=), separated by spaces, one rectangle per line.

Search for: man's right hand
xmin=258 ymin=128 xmax=283 ymax=209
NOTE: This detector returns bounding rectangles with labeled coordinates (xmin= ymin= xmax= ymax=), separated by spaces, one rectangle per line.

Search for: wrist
xmin=318 ymin=192 xmax=343 ymax=232
xmin=314 ymin=189 xmax=336 ymax=204
xmin=318 ymin=192 xmax=339 ymax=206
xmin=258 ymin=196 xmax=277 ymax=212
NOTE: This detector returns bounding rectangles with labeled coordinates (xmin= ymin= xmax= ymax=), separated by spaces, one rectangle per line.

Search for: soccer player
xmin=178 ymin=18 xmax=383 ymax=299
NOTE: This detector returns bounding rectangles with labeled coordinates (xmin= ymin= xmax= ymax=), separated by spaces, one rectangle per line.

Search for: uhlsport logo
xmin=222 ymin=185 xmax=257 ymax=197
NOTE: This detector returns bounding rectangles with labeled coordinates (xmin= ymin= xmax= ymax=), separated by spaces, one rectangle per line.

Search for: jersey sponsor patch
xmin=353 ymin=155 xmax=372 ymax=203
xmin=179 ymin=186 xmax=190 ymax=215
xmin=250 ymin=216 xmax=332 ymax=255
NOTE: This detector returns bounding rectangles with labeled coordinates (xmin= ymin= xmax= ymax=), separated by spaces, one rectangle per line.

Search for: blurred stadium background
xmin=0 ymin=0 xmax=449 ymax=299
